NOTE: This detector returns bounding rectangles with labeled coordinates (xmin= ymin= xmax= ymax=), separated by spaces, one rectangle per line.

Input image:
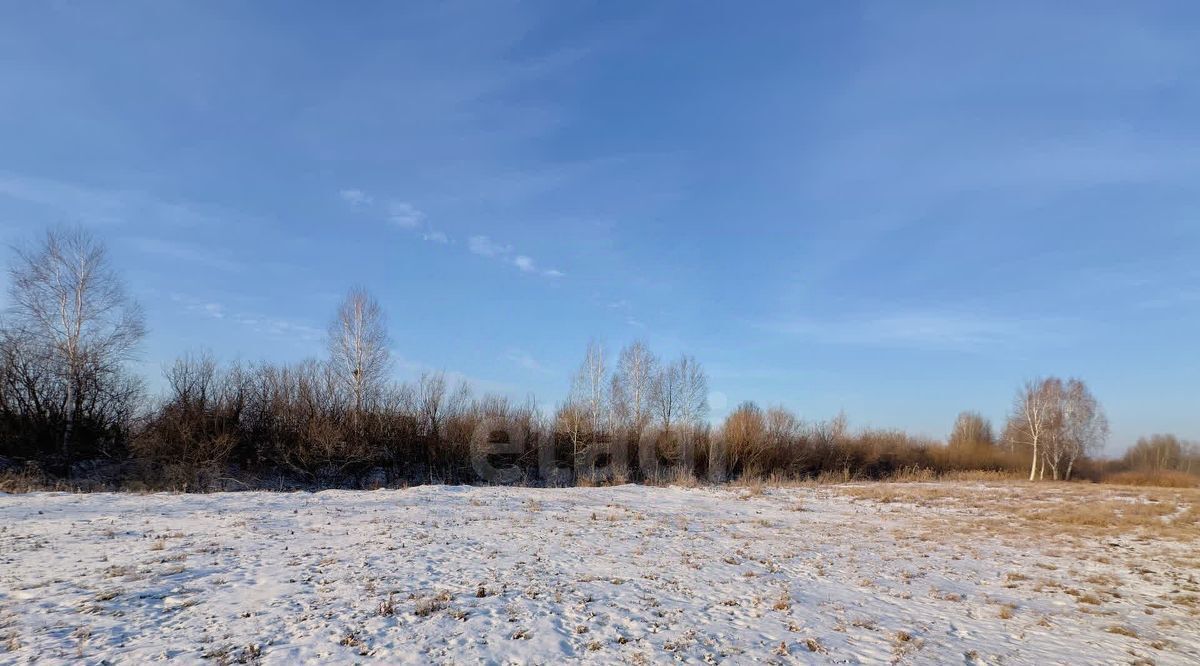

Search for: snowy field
xmin=1 ymin=483 xmax=1198 ymax=665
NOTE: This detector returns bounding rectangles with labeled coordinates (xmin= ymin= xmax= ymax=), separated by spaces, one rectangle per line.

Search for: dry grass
xmin=413 ymin=591 xmax=452 ymax=617
xmin=1102 ymin=470 xmax=1198 ymax=488
xmin=832 ymin=481 xmax=1200 ymax=542
xmin=1022 ymin=500 xmax=1175 ymax=529
xmin=92 ymin=589 xmax=122 ymax=602
xmin=1105 ymin=624 xmax=1139 ymax=637
xmin=378 ymin=593 xmax=396 ymax=617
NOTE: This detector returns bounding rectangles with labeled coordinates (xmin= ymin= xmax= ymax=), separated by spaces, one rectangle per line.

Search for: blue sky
xmin=1 ymin=2 xmax=1198 ymax=451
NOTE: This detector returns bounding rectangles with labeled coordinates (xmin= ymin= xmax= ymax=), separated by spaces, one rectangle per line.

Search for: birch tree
xmin=1061 ymin=378 xmax=1107 ymax=480
xmin=1008 ymin=378 xmax=1057 ymax=481
xmin=7 ymin=227 xmax=145 ymax=459
xmin=651 ymin=354 xmax=709 ymax=440
xmin=610 ymin=340 xmax=657 ymax=435
xmin=327 ymin=287 xmax=390 ymax=425
xmin=568 ymin=340 xmax=608 ymax=464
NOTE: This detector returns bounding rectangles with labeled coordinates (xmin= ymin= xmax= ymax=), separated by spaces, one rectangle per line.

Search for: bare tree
xmin=1061 ymin=378 xmax=1107 ymax=480
xmin=555 ymin=400 xmax=589 ymax=469
xmin=7 ymin=227 xmax=145 ymax=459
xmin=163 ymin=350 xmax=220 ymax=408
xmin=763 ymin=405 xmax=803 ymax=469
xmin=948 ymin=411 xmax=995 ymax=450
xmin=610 ymin=340 xmax=657 ymax=435
xmin=651 ymin=354 xmax=709 ymax=440
xmin=327 ymin=287 xmax=390 ymax=426
xmin=1008 ymin=378 xmax=1057 ymax=482
xmin=1123 ymin=434 xmax=1192 ymax=472
xmin=675 ymin=354 xmax=709 ymax=427
xmin=1007 ymin=377 xmax=1105 ymax=481
xmin=417 ymin=371 xmax=447 ymax=441
xmin=570 ymin=340 xmax=609 ymax=444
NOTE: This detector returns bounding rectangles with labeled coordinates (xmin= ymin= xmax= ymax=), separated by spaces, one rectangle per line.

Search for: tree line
xmin=1 ymin=227 xmax=1195 ymax=490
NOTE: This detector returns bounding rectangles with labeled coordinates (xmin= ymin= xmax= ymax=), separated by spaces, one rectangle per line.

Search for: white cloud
xmin=466 ymin=235 xmax=561 ymax=278
xmin=171 ymin=293 xmax=229 ymax=320
xmin=202 ymin=303 xmax=225 ymax=319
xmin=504 ymin=348 xmax=549 ymax=374
xmin=337 ymin=191 xmax=561 ymax=278
xmin=342 ymin=191 xmax=448 ymax=243
xmin=338 ymin=188 xmax=372 ymax=207
xmin=468 ymin=235 xmax=512 ymax=257
xmin=387 ymin=200 xmax=424 ymax=228
xmin=173 ymin=293 xmax=322 ymax=342
xmin=128 ymin=237 xmax=244 ymax=272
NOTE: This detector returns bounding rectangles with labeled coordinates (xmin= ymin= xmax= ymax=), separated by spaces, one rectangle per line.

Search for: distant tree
xmin=327 ymin=287 xmax=390 ymax=427
xmin=1122 ymin=434 xmax=1196 ymax=474
xmin=1060 ymin=378 xmax=1108 ymax=480
xmin=610 ymin=340 xmax=657 ymax=436
xmin=417 ymin=371 xmax=447 ymax=441
xmin=555 ymin=400 xmax=589 ymax=469
xmin=6 ymin=227 xmax=145 ymax=459
xmin=651 ymin=354 xmax=708 ymax=440
xmin=570 ymin=340 xmax=609 ymax=446
xmin=1007 ymin=377 xmax=1107 ymax=481
xmin=1008 ymin=378 xmax=1059 ymax=481
xmin=948 ymin=411 xmax=995 ymax=450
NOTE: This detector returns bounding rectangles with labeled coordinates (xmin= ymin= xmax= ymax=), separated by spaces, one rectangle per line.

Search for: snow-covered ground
xmin=1 ymin=483 xmax=1197 ymax=664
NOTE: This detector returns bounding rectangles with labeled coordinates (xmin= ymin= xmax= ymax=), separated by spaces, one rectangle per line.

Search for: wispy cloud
xmin=172 ymin=294 xmax=227 ymax=320
xmin=127 ymin=237 xmax=244 ymax=272
xmin=504 ymin=348 xmax=550 ymax=374
xmin=234 ymin=316 xmax=324 ymax=342
xmin=338 ymin=188 xmax=372 ymax=207
xmin=0 ymin=172 xmax=221 ymax=229
xmin=171 ymin=293 xmax=323 ymax=342
xmin=761 ymin=310 xmax=1062 ymax=352
xmin=468 ymin=235 xmax=563 ymax=278
xmin=387 ymin=200 xmax=423 ymax=229
xmin=467 ymin=235 xmax=511 ymax=257
xmin=513 ymin=255 xmax=535 ymax=272
xmin=605 ymin=298 xmax=642 ymax=326
xmin=200 ymin=302 xmax=225 ymax=319
xmin=337 ymin=189 xmax=449 ymax=244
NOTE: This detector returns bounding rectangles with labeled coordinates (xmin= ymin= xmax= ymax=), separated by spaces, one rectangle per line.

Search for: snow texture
xmin=1 ymin=484 xmax=1196 ymax=664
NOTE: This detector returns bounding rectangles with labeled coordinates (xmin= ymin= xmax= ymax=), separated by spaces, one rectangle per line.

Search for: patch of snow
xmin=0 ymin=484 xmax=1195 ymax=664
